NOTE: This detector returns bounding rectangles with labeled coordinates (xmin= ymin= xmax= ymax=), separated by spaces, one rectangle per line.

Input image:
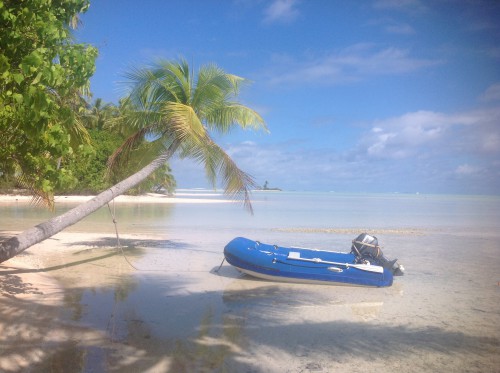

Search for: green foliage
xmin=81 ymin=97 xmax=117 ymax=130
xmin=56 ymin=129 xmax=119 ymax=194
xmin=107 ymin=141 xmax=177 ymax=196
xmin=57 ymin=102 xmax=176 ymax=195
xmin=0 ymin=0 xmax=97 ymax=207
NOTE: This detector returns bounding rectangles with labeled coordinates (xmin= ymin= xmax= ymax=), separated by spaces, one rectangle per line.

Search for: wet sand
xmin=1 ymin=194 xmax=499 ymax=372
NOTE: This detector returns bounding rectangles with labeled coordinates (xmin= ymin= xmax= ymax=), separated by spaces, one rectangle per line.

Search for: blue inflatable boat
xmin=223 ymin=234 xmax=404 ymax=287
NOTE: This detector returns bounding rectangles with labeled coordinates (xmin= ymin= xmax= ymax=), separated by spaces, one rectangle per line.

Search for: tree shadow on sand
xmin=0 ymin=236 xmax=193 ymax=278
xmin=0 ymin=274 xmax=44 ymax=296
xmin=1 ymin=265 xmax=499 ymax=373
xmin=63 ymin=237 xmax=190 ymax=250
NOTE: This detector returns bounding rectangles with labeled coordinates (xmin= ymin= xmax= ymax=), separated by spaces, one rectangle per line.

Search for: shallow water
xmin=1 ymin=192 xmax=500 ymax=372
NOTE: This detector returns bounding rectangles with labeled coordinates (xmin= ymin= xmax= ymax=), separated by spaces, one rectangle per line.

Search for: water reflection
xmin=0 ymin=202 xmax=176 ymax=234
xmin=53 ymin=285 xmax=249 ymax=371
xmin=32 ymin=340 xmax=86 ymax=373
xmin=221 ymin=276 xmax=388 ymax=323
xmin=169 ymin=308 xmax=246 ymax=372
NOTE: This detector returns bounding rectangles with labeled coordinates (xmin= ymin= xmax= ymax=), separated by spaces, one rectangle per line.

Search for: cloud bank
xmin=261 ymin=44 xmax=443 ymax=86
xmin=211 ymin=105 xmax=500 ymax=194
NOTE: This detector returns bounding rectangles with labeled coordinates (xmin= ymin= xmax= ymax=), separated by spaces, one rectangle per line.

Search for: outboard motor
xmin=351 ymin=233 xmax=404 ymax=276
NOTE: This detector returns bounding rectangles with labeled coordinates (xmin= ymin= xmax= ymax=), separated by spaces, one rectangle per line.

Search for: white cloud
xmin=482 ymin=133 xmax=500 ymax=153
xmin=358 ymin=111 xmax=450 ymax=159
xmin=385 ymin=23 xmax=415 ymax=35
xmin=369 ymin=17 xmax=416 ymax=35
xmin=450 ymin=108 xmax=500 ymax=155
xmin=480 ymin=83 xmax=500 ymax=102
xmin=263 ymin=0 xmax=300 ymax=24
xmin=455 ymin=164 xmax=479 ymax=176
xmin=359 ymin=110 xmax=495 ymax=169
xmin=373 ymin=0 xmax=427 ymax=13
xmin=263 ymin=44 xmax=443 ymax=86
xmin=350 ymin=106 xmax=500 ymax=192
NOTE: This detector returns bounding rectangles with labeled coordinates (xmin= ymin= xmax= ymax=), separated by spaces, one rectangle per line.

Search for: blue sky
xmin=75 ymin=0 xmax=500 ymax=194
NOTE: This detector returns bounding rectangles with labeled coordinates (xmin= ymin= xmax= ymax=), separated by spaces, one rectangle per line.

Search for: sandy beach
xmin=1 ymin=193 xmax=499 ymax=372
xmin=0 ymin=192 xmax=235 ymax=205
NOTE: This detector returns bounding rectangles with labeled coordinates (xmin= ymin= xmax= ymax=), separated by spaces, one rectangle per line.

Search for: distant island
xmin=260 ymin=181 xmax=282 ymax=191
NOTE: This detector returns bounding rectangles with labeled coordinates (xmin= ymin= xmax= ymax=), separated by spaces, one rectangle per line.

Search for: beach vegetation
xmin=0 ymin=95 xmax=177 ymax=196
xmin=0 ymin=59 xmax=266 ymax=263
xmin=0 ymin=0 xmax=97 ymax=207
xmin=59 ymin=99 xmax=177 ymax=195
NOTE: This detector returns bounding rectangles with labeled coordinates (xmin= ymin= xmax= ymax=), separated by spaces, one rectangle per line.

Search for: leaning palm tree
xmin=0 ymin=59 xmax=266 ymax=263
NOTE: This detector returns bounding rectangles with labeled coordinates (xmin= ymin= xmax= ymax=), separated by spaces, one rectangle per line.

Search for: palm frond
xmin=180 ymin=134 xmax=257 ymax=213
xmin=205 ymin=103 xmax=267 ymax=134
xmin=161 ymin=102 xmax=206 ymax=143
xmin=107 ymin=126 xmax=152 ymax=171
xmin=114 ymin=108 xmax=163 ymax=132
xmin=192 ymin=65 xmax=246 ymax=113
xmin=107 ymin=136 xmax=172 ymax=182
xmin=51 ymin=86 xmax=92 ymax=147
xmin=15 ymin=169 xmax=54 ymax=210
xmin=67 ymin=115 xmax=92 ymax=147
xmin=155 ymin=59 xmax=192 ymax=103
xmin=123 ymin=67 xmax=165 ymax=111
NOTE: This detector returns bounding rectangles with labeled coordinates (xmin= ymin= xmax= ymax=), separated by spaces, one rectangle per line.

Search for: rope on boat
xmin=214 ymin=257 xmax=226 ymax=273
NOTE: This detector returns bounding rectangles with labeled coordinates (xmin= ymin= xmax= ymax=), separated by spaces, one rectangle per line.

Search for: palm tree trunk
xmin=0 ymin=152 xmax=172 ymax=263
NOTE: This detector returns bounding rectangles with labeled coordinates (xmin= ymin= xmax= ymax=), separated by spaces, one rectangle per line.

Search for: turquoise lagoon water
xmin=3 ymin=190 xmax=498 ymax=238
xmin=1 ymin=191 xmax=500 ymax=372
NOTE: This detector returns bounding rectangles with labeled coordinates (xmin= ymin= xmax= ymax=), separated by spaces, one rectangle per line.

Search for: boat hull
xmin=224 ymin=237 xmax=394 ymax=287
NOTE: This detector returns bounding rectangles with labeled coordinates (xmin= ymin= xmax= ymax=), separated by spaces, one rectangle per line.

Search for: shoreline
xmin=0 ymin=192 xmax=234 ymax=205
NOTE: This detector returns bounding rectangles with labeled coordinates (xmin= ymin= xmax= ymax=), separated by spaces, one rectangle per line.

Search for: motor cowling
xmin=351 ymin=233 xmax=404 ymax=276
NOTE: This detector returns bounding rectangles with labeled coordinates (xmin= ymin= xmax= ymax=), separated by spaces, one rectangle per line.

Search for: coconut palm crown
xmin=110 ymin=59 xmax=267 ymax=212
